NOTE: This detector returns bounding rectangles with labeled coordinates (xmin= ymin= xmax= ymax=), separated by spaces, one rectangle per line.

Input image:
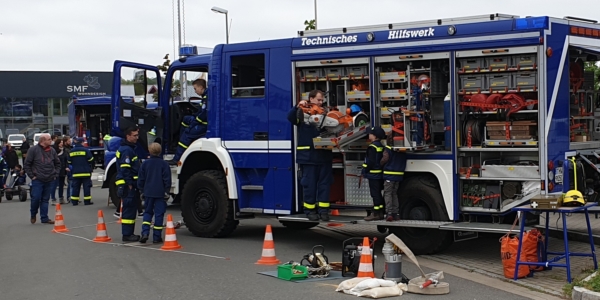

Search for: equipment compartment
xmin=485 ymin=56 xmax=510 ymax=70
xmin=460 ymin=74 xmax=485 ymax=92
xmin=487 ymin=74 xmax=511 ymax=92
xmin=513 ymin=54 xmax=537 ymax=69
xmin=301 ymin=68 xmax=322 ymax=80
xmin=380 ymin=71 xmax=407 ymax=83
xmin=344 ymin=160 xmax=372 ymax=206
xmin=513 ymin=72 xmax=537 ymax=91
xmin=346 ymin=90 xmax=371 ymax=102
xmin=480 ymin=160 xmax=539 ymax=179
xmin=379 ymin=89 xmax=408 ymax=101
xmin=459 ymin=58 xmax=485 ymax=71
xmin=325 ymin=67 xmax=345 ymax=79
xmin=346 ymin=66 xmax=369 ymax=79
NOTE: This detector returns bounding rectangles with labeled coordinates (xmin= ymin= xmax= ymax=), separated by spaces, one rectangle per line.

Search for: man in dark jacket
xmin=287 ymin=90 xmax=333 ymax=221
xmin=138 ymin=142 xmax=171 ymax=244
xmin=116 ymin=127 xmax=142 ymax=242
xmin=24 ymin=133 xmax=60 ymax=224
xmin=3 ymin=143 xmax=19 ymax=170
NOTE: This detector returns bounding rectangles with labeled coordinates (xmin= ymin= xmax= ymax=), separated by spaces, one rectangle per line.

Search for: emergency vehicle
xmin=103 ymin=14 xmax=600 ymax=254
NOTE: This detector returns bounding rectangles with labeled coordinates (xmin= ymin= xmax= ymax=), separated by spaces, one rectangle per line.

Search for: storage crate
xmin=480 ymin=160 xmax=539 ymax=179
xmin=380 ymin=71 xmax=407 ymax=83
xmin=277 ymin=264 xmax=308 ymax=281
xmin=487 ymin=74 xmax=511 ymax=92
xmin=459 ymin=57 xmax=485 ymax=71
xmin=325 ymin=67 xmax=345 ymax=78
xmin=513 ymin=72 xmax=537 ymax=91
xmin=513 ymin=54 xmax=537 ymax=69
xmin=301 ymin=68 xmax=322 ymax=79
xmin=380 ymin=106 xmax=401 ymax=118
xmin=346 ymin=66 xmax=369 ymax=78
xmin=460 ymin=74 xmax=485 ymax=92
xmin=379 ymin=89 xmax=408 ymax=101
xmin=485 ymin=56 xmax=509 ymax=70
xmin=346 ymin=90 xmax=371 ymax=101
xmin=300 ymin=92 xmax=309 ymax=101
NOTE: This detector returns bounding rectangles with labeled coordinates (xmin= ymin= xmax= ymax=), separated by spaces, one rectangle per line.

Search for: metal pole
xmin=177 ymin=0 xmax=182 ymax=51
xmin=314 ymin=0 xmax=317 ymax=29
xmin=225 ymin=13 xmax=229 ymax=44
xmin=177 ymin=0 xmax=184 ymax=99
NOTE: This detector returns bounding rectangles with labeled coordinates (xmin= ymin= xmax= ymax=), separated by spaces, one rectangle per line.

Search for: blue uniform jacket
xmin=15 ymin=170 xmax=26 ymax=186
xmin=115 ymin=140 xmax=139 ymax=187
xmin=382 ymin=146 xmax=406 ymax=181
xmin=137 ymin=156 xmax=171 ymax=198
xmin=0 ymin=157 xmax=7 ymax=184
xmin=287 ymin=107 xmax=333 ymax=165
xmin=362 ymin=141 xmax=384 ymax=180
xmin=67 ymin=144 xmax=94 ymax=178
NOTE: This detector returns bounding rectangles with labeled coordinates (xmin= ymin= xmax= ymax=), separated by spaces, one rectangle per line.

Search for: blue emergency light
xmin=514 ymin=17 xmax=549 ymax=30
xmin=179 ymin=45 xmax=198 ymax=56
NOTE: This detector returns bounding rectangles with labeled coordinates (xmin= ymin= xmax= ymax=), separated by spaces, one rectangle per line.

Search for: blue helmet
xmin=350 ymin=104 xmax=362 ymax=115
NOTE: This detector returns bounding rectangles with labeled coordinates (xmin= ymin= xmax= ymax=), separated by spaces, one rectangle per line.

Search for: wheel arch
xmin=101 ymin=157 xmax=117 ymax=189
xmin=404 ymin=159 xmax=454 ymax=221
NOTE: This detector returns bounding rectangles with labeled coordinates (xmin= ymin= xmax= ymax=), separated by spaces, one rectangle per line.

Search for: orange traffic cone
xmin=331 ymin=209 xmax=340 ymax=216
xmin=357 ymin=237 xmax=375 ymax=278
xmin=93 ymin=210 xmax=112 ymax=242
xmin=327 ymin=209 xmax=344 ymax=227
xmin=256 ymin=224 xmax=281 ymax=265
xmin=117 ymin=199 xmax=123 ymax=224
xmin=161 ymin=214 xmax=182 ymax=251
xmin=52 ymin=203 xmax=69 ymax=233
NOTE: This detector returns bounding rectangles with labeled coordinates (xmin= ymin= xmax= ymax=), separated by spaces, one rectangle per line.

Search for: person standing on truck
xmin=137 ymin=143 xmax=171 ymax=244
xmin=24 ymin=133 xmax=60 ymax=224
xmin=380 ymin=134 xmax=406 ymax=222
xmin=169 ymin=78 xmax=209 ymax=165
xmin=363 ymin=126 xmax=386 ymax=221
xmin=287 ymin=90 xmax=333 ymax=221
xmin=115 ymin=126 xmax=142 ymax=242
xmin=68 ymin=138 xmax=94 ymax=205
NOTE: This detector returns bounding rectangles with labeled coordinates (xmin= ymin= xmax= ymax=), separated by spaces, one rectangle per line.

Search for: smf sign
xmin=67 ymin=74 xmax=105 ymax=96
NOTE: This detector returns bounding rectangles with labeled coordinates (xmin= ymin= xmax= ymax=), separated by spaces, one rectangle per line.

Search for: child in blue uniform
xmin=137 ymin=143 xmax=172 ymax=244
xmin=363 ymin=126 xmax=386 ymax=221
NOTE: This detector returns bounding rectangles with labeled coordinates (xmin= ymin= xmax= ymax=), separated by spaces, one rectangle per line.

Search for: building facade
xmin=0 ymin=71 xmax=112 ymax=139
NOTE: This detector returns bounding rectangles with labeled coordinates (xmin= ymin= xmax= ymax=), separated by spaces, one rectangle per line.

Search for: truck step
xmin=277 ymin=214 xmax=452 ymax=228
xmin=439 ymin=222 xmax=534 ymax=233
xmin=241 ymin=185 xmax=263 ymax=191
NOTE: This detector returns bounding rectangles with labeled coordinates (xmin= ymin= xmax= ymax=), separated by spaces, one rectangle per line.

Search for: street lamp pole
xmin=211 ymin=6 xmax=229 ymax=44
xmin=314 ymin=0 xmax=317 ymax=30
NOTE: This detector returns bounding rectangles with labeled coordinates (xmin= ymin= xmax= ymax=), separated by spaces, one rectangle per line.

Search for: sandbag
xmin=335 ymin=277 xmax=370 ymax=292
xmin=522 ymin=228 xmax=544 ymax=271
xmin=350 ymin=278 xmax=396 ymax=293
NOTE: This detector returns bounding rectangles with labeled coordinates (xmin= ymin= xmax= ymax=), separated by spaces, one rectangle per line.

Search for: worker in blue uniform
xmin=138 ymin=142 xmax=172 ymax=244
xmin=287 ymin=90 xmax=333 ymax=222
xmin=169 ymin=79 xmax=208 ymax=165
xmin=116 ymin=127 xmax=142 ymax=242
xmin=68 ymin=137 xmax=94 ymax=205
xmin=0 ymin=156 xmax=7 ymax=186
xmin=363 ymin=126 xmax=386 ymax=221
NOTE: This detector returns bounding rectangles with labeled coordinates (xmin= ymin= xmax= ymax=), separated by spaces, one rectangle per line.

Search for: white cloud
xmin=0 ymin=0 xmax=599 ymax=71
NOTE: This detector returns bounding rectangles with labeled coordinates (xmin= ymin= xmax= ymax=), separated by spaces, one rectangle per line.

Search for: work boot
xmin=30 ymin=216 xmax=36 ymax=224
xmin=43 ymin=220 xmax=55 ymax=224
xmin=364 ymin=210 xmax=384 ymax=221
xmin=393 ymin=213 xmax=401 ymax=221
xmin=306 ymin=211 xmax=319 ymax=221
xmin=167 ymin=160 xmax=178 ymax=166
xmin=122 ymin=235 xmax=141 ymax=242
xmin=84 ymin=202 xmax=94 ymax=205
xmin=140 ymin=234 xmax=149 ymax=244
xmin=153 ymin=239 xmax=163 ymax=244
xmin=385 ymin=213 xmax=394 ymax=222
xmin=320 ymin=213 xmax=330 ymax=222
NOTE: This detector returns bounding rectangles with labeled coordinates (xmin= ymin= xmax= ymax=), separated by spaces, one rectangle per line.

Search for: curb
xmin=572 ymin=272 xmax=600 ymax=300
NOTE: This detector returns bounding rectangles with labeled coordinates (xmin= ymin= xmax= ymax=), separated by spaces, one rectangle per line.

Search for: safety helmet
xmin=350 ymin=104 xmax=362 ymax=115
xmin=562 ymin=189 xmax=585 ymax=207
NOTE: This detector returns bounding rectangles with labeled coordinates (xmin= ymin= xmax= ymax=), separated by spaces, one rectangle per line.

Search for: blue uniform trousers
xmin=368 ymin=179 xmax=384 ymax=210
xmin=70 ymin=177 xmax=92 ymax=205
xmin=173 ymin=125 xmax=207 ymax=161
xmin=300 ymin=163 xmax=333 ymax=214
xmin=121 ymin=187 xmax=140 ymax=236
xmin=141 ymin=197 xmax=167 ymax=241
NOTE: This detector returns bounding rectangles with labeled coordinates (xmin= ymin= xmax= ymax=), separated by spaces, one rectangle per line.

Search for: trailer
xmin=103 ymin=13 xmax=600 ymax=254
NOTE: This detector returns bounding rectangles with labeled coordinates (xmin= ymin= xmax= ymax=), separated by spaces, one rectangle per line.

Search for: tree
xmin=304 ymin=19 xmax=316 ymax=31
xmin=153 ymin=54 xmax=181 ymax=101
xmin=584 ymin=61 xmax=600 ymax=90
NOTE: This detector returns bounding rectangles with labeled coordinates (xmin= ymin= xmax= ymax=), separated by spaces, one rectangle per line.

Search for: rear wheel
xmin=279 ymin=221 xmax=319 ymax=230
xmin=181 ymin=170 xmax=238 ymax=238
xmin=389 ymin=175 xmax=453 ymax=255
xmin=5 ymin=193 xmax=13 ymax=201
xmin=108 ymin=172 xmax=120 ymax=208
xmin=19 ymin=190 xmax=27 ymax=202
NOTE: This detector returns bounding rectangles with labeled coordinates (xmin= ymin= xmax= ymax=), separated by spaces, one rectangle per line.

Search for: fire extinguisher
xmin=99 ymin=132 xmax=104 ymax=147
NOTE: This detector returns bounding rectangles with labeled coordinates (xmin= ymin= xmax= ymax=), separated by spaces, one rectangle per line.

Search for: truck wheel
xmin=181 ymin=170 xmax=239 ymax=238
xmin=389 ymin=176 xmax=453 ymax=255
xmin=108 ymin=173 xmax=120 ymax=208
xmin=279 ymin=221 xmax=319 ymax=230
xmin=19 ymin=190 xmax=27 ymax=202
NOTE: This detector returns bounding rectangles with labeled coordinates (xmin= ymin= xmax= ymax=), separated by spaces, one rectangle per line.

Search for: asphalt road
xmin=0 ymin=186 xmax=538 ymax=300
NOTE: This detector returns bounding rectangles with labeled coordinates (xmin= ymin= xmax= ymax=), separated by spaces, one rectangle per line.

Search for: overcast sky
xmin=1 ymin=0 xmax=599 ymax=72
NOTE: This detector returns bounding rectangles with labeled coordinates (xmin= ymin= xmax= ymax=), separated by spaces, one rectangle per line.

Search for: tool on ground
xmin=381 ymin=241 xmax=410 ymax=284
xmin=256 ymin=224 xmax=281 ymax=265
xmin=161 ymin=214 xmax=182 ymax=251
xmin=93 ymin=210 xmax=112 ymax=242
xmin=299 ymin=245 xmax=332 ymax=278
xmin=342 ymin=237 xmax=377 ymax=277
xmin=52 ymin=203 xmax=69 ymax=233
xmin=384 ymin=234 xmax=449 ymax=295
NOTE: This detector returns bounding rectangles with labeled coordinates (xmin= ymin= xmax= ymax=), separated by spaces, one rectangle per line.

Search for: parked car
xmin=32 ymin=133 xmax=42 ymax=146
xmin=7 ymin=134 xmax=25 ymax=149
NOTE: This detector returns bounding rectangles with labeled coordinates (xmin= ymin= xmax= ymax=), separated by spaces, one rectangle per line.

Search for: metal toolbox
xmin=487 ymin=74 xmax=511 ymax=92
xmin=459 ymin=57 xmax=485 ymax=71
xmin=513 ymin=72 xmax=537 ymax=91
xmin=480 ymin=159 xmax=540 ymax=179
xmin=379 ymin=89 xmax=408 ymax=101
xmin=485 ymin=56 xmax=510 ymax=70
xmin=344 ymin=161 xmax=372 ymax=206
xmin=513 ymin=54 xmax=537 ymax=69
xmin=346 ymin=90 xmax=371 ymax=102
xmin=380 ymin=71 xmax=407 ymax=83
xmin=325 ymin=67 xmax=345 ymax=79
xmin=301 ymin=68 xmax=322 ymax=80
xmin=459 ymin=74 xmax=485 ymax=92
xmin=530 ymin=194 xmax=562 ymax=209
xmin=346 ymin=66 xmax=369 ymax=78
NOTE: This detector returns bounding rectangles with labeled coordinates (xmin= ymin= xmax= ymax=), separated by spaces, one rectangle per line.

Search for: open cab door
xmin=111 ymin=61 xmax=163 ymax=154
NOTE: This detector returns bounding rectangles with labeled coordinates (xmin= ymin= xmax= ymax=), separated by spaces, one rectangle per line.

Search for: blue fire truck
xmin=103 ymin=13 xmax=600 ymax=254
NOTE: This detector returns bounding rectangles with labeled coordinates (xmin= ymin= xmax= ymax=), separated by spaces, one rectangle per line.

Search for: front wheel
xmin=5 ymin=193 xmax=13 ymax=201
xmin=389 ymin=176 xmax=453 ymax=255
xmin=19 ymin=190 xmax=27 ymax=202
xmin=181 ymin=170 xmax=238 ymax=238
